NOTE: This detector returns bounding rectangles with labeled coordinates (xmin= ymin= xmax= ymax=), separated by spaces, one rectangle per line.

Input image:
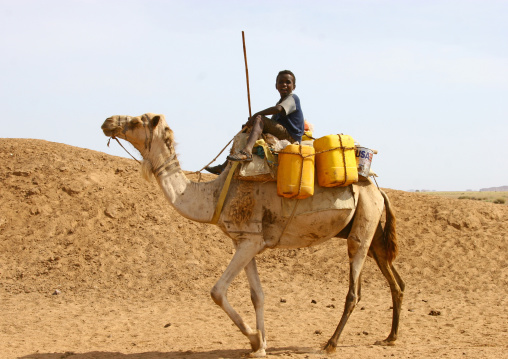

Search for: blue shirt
xmin=272 ymin=94 xmax=305 ymax=143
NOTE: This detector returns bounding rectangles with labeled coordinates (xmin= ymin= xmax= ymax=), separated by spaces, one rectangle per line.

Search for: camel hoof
xmin=248 ymin=330 xmax=265 ymax=353
xmin=323 ymin=341 xmax=337 ymax=354
xmin=375 ymin=339 xmax=396 ymax=346
xmin=249 ymin=348 xmax=266 ymax=358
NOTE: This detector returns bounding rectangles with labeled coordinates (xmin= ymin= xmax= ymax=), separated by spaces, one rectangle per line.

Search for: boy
xmin=206 ymin=70 xmax=304 ymax=174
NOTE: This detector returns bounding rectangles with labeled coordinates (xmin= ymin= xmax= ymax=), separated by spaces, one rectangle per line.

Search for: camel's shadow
xmin=19 ymin=349 xmax=246 ymax=359
xmin=18 ymin=346 xmax=319 ymax=359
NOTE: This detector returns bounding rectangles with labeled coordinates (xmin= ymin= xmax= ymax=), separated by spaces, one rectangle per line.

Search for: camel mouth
xmin=101 ymin=117 xmax=120 ymax=137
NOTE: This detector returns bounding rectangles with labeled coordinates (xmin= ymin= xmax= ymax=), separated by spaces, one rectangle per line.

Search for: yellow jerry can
xmin=277 ymin=144 xmax=315 ymax=199
xmin=314 ymin=134 xmax=358 ymax=187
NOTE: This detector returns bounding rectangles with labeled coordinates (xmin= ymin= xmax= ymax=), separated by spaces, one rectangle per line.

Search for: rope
xmin=297 ymin=145 xmax=305 ymax=198
xmin=276 ymin=145 xmax=355 ymax=158
xmin=275 ymin=135 xmax=355 ymax=194
xmin=107 ymin=136 xmax=141 ymax=164
xmin=284 ymin=144 xmax=307 ymax=199
xmin=337 ymin=134 xmax=348 ymax=186
xmin=271 ymin=198 xmax=300 ymax=248
xmin=373 ymin=175 xmax=380 ymax=189
xmin=194 ymin=126 xmax=249 ymax=183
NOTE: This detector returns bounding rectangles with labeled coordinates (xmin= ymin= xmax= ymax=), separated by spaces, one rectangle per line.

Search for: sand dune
xmin=1 ymin=139 xmax=507 ymax=359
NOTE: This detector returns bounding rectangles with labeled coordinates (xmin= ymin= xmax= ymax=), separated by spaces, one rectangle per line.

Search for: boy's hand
xmin=242 ymin=118 xmax=252 ymax=128
xmin=245 ymin=114 xmax=262 ymax=127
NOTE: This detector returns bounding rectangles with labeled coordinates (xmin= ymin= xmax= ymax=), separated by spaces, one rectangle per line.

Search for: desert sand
xmin=1 ymin=138 xmax=507 ymax=359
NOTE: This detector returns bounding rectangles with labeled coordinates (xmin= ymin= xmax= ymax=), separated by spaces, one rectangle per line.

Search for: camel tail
xmin=380 ymin=189 xmax=398 ymax=263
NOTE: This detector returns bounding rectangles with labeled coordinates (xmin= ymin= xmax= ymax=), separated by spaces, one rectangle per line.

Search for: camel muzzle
xmin=101 ymin=117 xmax=120 ymax=137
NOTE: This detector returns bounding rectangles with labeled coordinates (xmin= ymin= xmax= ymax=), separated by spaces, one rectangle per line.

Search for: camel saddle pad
xmin=281 ymin=185 xmax=355 ymax=217
xmin=232 ymin=133 xmax=277 ymax=182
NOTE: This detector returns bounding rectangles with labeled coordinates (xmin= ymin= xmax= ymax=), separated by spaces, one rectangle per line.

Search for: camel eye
xmin=131 ymin=118 xmax=142 ymax=126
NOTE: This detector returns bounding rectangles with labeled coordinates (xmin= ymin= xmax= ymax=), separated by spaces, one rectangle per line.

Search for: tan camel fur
xmin=101 ymin=113 xmax=405 ymax=357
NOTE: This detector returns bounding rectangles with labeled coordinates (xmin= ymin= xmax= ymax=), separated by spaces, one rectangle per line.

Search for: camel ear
xmin=151 ymin=115 xmax=161 ymax=128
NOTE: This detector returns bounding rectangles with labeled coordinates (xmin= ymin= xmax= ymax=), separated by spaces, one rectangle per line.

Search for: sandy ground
xmin=1 ymin=139 xmax=507 ymax=359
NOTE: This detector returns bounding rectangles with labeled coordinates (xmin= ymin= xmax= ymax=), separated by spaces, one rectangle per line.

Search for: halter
xmin=106 ymin=114 xmax=178 ymax=177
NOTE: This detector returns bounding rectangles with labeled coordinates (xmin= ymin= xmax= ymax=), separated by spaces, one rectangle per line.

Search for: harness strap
xmin=268 ymin=198 xmax=300 ymax=248
xmin=210 ymin=162 xmax=240 ymax=224
xmin=153 ymin=153 xmax=178 ymax=177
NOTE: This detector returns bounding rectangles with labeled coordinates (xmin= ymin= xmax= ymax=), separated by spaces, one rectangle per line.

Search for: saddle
xmin=231 ymin=133 xmax=289 ymax=182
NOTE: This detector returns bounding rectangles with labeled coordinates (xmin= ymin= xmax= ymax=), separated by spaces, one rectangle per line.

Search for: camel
xmin=101 ymin=113 xmax=405 ymax=357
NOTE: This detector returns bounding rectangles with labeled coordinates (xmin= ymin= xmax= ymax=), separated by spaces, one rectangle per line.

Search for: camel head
xmin=102 ymin=113 xmax=177 ymax=178
xmin=102 ymin=113 xmax=174 ymax=152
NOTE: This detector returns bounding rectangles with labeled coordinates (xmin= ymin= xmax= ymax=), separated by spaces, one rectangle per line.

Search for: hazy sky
xmin=2 ymin=0 xmax=507 ymax=191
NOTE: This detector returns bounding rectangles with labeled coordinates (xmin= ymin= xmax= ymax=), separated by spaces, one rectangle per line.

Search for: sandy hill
xmin=1 ymin=138 xmax=507 ymax=359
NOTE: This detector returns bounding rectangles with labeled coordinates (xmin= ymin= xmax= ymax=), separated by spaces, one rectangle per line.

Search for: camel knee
xmin=397 ymin=276 xmax=406 ymax=293
xmin=392 ymin=288 xmax=404 ymax=306
xmin=347 ymin=234 xmax=372 ymax=260
xmin=388 ymin=278 xmax=404 ymax=302
xmin=346 ymin=291 xmax=357 ymax=304
xmin=347 ymin=235 xmax=361 ymax=258
xmin=211 ymin=285 xmax=225 ymax=306
xmin=344 ymin=291 xmax=358 ymax=311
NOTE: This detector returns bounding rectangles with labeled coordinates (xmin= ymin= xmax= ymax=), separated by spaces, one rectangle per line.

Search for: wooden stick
xmin=196 ymin=34 xmax=251 ymax=174
xmin=242 ymin=31 xmax=252 ymax=118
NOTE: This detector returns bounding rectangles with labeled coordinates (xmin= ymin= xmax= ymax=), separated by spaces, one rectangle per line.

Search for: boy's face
xmin=275 ymin=74 xmax=295 ymax=98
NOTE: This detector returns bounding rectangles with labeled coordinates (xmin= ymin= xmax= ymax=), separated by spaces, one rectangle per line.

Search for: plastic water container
xmin=314 ymin=134 xmax=358 ymax=187
xmin=302 ymin=130 xmax=313 ymax=141
xmin=355 ymin=147 xmax=374 ymax=178
xmin=277 ymin=144 xmax=315 ymax=199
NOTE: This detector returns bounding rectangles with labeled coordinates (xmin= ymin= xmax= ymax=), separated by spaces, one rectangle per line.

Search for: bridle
xmin=107 ymin=136 xmax=140 ymax=164
xmin=106 ymin=115 xmax=178 ymax=178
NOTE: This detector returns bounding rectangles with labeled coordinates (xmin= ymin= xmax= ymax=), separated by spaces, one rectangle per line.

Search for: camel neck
xmin=155 ymin=162 xmax=230 ymax=224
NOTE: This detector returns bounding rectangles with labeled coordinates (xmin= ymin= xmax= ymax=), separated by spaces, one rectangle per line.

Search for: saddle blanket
xmin=281 ymin=184 xmax=356 ymax=217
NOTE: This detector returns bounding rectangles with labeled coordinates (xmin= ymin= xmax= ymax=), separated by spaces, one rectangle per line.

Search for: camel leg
xmin=324 ymin=245 xmax=371 ymax=353
xmin=391 ymin=263 xmax=406 ymax=292
xmin=244 ymin=258 xmax=267 ymax=355
xmin=324 ymin=185 xmax=383 ymax=353
xmin=210 ymin=236 xmax=266 ymax=357
xmin=357 ymin=272 xmax=362 ymax=303
xmin=369 ymin=224 xmax=405 ymax=345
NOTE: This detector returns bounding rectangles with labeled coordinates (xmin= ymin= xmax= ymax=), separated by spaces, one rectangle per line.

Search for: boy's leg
xmin=262 ymin=116 xmax=294 ymax=143
xmin=208 ymin=117 xmax=264 ymax=171
xmin=205 ymin=162 xmax=227 ymax=175
xmin=228 ymin=115 xmax=264 ymax=161
xmin=243 ymin=116 xmax=264 ymax=155
xmin=227 ymin=116 xmax=295 ymax=162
